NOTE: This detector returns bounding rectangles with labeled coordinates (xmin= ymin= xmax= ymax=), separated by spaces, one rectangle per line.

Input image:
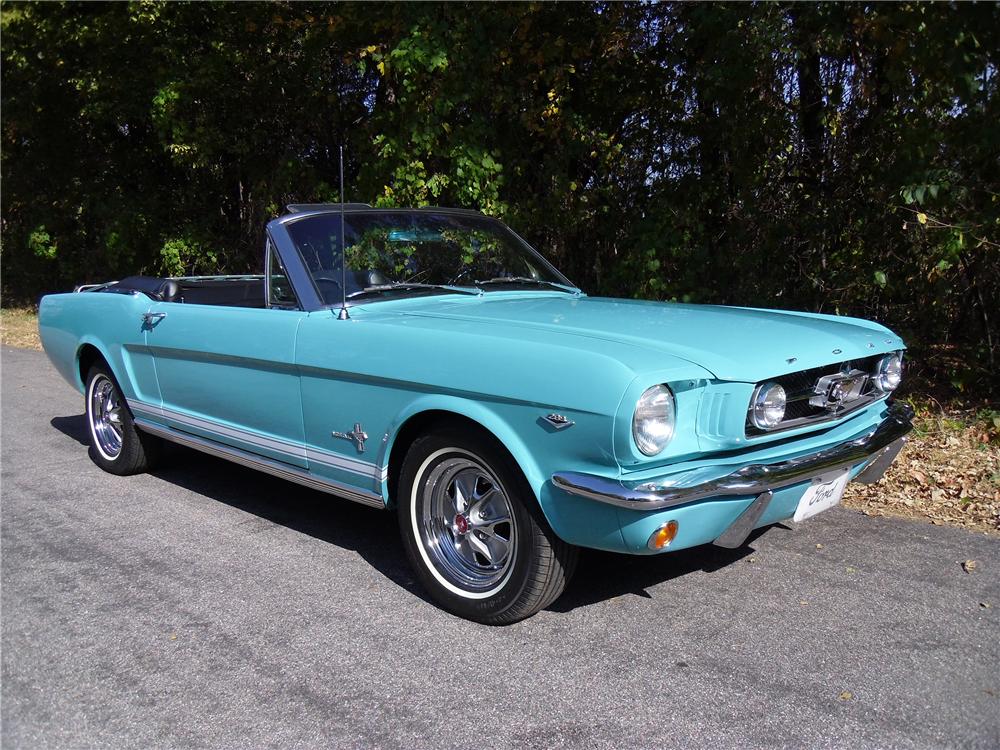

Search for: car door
xmin=145 ymin=304 xmax=307 ymax=467
xmin=143 ymin=245 xmax=309 ymax=468
xmin=147 ymin=302 xmax=306 ymax=467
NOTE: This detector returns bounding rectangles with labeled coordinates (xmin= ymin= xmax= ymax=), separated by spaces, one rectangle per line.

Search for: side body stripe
xmin=132 ymin=418 xmax=384 ymax=509
xmin=127 ymin=398 xmax=389 ymax=484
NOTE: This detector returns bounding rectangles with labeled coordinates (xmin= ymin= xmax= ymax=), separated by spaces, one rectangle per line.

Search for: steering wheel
xmin=312 ymin=274 xmax=343 ymax=304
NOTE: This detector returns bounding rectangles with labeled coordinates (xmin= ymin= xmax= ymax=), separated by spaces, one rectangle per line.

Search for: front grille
xmin=745 ymin=355 xmax=884 ymax=437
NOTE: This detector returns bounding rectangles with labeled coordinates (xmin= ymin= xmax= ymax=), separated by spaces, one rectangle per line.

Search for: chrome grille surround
xmin=745 ymin=355 xmax=885 ymax=437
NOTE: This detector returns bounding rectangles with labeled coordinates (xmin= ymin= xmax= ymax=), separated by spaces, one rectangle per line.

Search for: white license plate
xmin=793 ymin=469 xmax=850 ymax=522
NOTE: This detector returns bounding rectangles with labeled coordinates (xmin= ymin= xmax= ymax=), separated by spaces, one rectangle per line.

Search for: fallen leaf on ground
xmin=842 ymin=406 xmax=1000 ymax=535
xmin=839 ymin=691 xmax=853 ymax=701
xmin=962 ymin=560 xmax=977 ymax=573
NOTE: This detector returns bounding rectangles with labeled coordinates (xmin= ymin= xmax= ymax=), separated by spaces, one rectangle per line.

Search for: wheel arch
xmin=75 ymin=339 xmax=137 ymax=400
xmin=77 ymin=342 xmax=108 ymax=389
xmin=383 ymin=399 xmax=546 ymax=512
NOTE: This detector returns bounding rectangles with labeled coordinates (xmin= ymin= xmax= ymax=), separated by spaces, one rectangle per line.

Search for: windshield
xmin=284 ymin=211 xmax=575 ymax=305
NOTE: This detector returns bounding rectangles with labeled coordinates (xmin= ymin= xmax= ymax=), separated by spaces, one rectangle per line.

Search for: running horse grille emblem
xmin=808 ymin=369 xmax=869 ymax=412
xmin=332 ymin=423 xmax=369 ymax=453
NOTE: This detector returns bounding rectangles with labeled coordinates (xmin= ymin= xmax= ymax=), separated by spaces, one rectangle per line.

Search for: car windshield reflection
xmin=283 ymin=210 xmax=577 ymax=305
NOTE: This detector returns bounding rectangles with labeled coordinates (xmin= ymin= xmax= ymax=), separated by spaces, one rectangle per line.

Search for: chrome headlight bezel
xmin=632 ymin=384 xmax=676 ymax=456
xmin=749 ymin=382 xmax=787 ymax=430
xmin=873 ymin=352 xmax=903 ymax=393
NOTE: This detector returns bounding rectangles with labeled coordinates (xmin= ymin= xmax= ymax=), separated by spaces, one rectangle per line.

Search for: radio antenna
xmin=337 ymin=145 xmax=350 ymax=320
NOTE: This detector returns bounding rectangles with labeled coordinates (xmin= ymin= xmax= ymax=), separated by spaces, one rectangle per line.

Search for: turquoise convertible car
xmin=39 ymin=204 xmax=912 ymax=623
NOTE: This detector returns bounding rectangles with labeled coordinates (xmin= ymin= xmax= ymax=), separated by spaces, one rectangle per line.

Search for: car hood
xmin=384 ymin=294 xmax=905 ymax=382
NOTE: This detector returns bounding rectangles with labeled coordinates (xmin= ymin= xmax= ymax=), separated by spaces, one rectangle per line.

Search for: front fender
xmin=381 ymin=394 xmax=629 ymax=549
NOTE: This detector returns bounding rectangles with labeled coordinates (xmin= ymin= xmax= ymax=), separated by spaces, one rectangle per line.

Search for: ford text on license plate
xmin=793 ymin=469 xmax=850 ymax=522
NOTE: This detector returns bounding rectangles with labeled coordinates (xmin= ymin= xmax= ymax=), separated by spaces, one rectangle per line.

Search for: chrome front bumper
xmin=552 ymin=403 xmax=914 ymax=511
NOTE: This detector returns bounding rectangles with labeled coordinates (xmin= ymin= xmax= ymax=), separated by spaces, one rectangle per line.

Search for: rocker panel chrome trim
xmin=160 ymin=406 xmax=307 ymax=458
xmin=133 ymin=418 xmax=385 ymax=509
xmin=126 ymin=398 xmax=389 ymax=481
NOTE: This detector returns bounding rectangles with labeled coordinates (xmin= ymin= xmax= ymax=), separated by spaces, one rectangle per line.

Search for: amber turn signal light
xmin=647 ymin=520 xmax=679 ymax=550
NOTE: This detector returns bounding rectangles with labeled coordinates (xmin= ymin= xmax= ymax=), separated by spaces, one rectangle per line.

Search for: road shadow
xmin=548 ymin=526 xmax=777 ymax=613
xmin=51 ymin=412 xmax=784 ymax=615
xmin=50 ymin=413 xmax=424 ymax=601
xmin=50 ymin=415 xmax=90 ymax=446
xmin=152 ymin=444 xmax=429 ymax=599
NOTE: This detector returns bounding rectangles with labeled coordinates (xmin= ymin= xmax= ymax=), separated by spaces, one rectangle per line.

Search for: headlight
xmin=632 ymin=385 xmax=675 ymax=456
xmin=750 ymin=382 xmax=786 ymax=429
xmin=873 ymin=353 xmax=903 ymax=393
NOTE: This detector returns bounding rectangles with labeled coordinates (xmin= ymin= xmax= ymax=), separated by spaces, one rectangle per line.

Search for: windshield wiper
xmin=345 ymin=282 xmax=481 ymax=300
xmin=478 ymin=277 xmax=580 ymax=294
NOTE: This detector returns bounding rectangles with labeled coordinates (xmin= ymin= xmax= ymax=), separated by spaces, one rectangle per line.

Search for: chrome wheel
xmin=88 ymin=373 xmax=123 ymax=460
xmin=400 ymin=431 xmax=579 ymax=623
xmin=418 ymin=455 xmax=516 ymax=593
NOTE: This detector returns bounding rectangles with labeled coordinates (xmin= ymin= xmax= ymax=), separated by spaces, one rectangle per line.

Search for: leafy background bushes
xmin=2 ymin=2 xmax=997 ymax=397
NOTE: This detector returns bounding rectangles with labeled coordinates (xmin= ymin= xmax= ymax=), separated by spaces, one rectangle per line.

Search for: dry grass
xmin=2 ymin=305 xmax=997 ymax=533
xmin=0 ymin=307 xmax=41 ymax=350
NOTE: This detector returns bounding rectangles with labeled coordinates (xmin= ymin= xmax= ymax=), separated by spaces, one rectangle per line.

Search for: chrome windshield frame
xmin=265 ymin=207 xmax=577 ymax=313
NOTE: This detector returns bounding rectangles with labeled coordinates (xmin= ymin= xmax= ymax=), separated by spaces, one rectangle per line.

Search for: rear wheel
xmin=397 ymin=428 xmax=577 ymax=624
xmin=85 ymin=362 xmax=161 ymax=475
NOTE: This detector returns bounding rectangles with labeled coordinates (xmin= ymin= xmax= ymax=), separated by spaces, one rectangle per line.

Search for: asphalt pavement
xmin=2 ymin=346 xmax=998 ymax=749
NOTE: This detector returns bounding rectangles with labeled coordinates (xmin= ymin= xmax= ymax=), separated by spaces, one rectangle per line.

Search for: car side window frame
xmin=265 ymin=220 xmax=325 ymax=311
xmin=265 ymin=238 xmax=302 ymax=310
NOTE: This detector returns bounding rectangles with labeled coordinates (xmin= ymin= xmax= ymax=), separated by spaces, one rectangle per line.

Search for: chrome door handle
xmin=142 ymin=312 xmax=167 ymax=325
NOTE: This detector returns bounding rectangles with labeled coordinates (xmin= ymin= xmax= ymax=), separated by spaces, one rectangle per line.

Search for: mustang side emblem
xmin=332 ymin=423 xmax=369 ymax=453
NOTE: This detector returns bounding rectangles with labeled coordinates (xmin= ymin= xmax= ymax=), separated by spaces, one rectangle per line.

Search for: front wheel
xmin=397 ymin=429 xmax=577 ymax=624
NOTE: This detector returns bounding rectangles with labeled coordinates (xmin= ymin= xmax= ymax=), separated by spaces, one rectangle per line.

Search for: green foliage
xmin=1 ymin=2 xmax=997 ymax=395
xmin=28 ymin=227 xmax=57 ymax=261
xmin=159 ymin=237 xmax=218 ymax=277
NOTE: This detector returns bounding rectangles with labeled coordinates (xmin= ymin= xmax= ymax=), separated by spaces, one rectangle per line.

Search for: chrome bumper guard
xmin=551 ymin=403 xmax=914 ymax=512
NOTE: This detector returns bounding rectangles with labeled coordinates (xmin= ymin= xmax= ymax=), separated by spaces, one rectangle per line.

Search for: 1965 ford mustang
xmin=39 ymin=204 xmax=912 ymax=623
